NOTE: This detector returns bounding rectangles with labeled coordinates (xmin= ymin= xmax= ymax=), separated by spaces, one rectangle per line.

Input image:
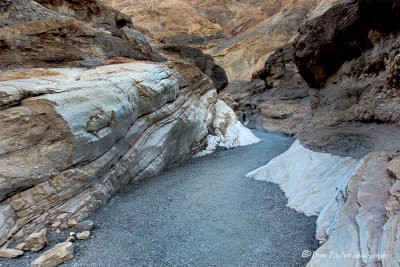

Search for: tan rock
xmin=76 ymin=231 xmax=90 ymax=240
xmin=387 ymin=157 xmax=400 ymax=180
xmin=69 ymin=232 xmax=76 ymax=236
xmin=0 ymin=248 xmax=24 ymax=258
xmin=22 ymin=228 xmax=48 ymax=252
xmin=67 ymin=219 xmax=77 ymax=228
xmin=51 ymin=221 xmax=62 ymax=231
xmin=31 ymin=242 xmax=74 ymax=267
xmin=103 ymin=0 xmax=343 ymax=81
xmin=15 ymin=242 xmax=26 ymax=250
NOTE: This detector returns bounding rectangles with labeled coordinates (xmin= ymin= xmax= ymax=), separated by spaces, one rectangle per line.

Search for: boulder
xmin=31 ymin=242 xmax=74 ymax=267
xmin=22 ymin=228 xmax=48 ymax=252
xmin=0 ymin=248 xmax=24 ymax=258
xmin=74 ymin=220 xmax=94 ymax=232
xmin=76 ymin=231 xmax=90 ymax=240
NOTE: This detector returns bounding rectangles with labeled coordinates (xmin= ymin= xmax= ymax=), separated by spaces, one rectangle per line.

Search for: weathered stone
xmin=76 ymin=231 xmax=90 ymax=240
xmin=31 ymin=242 xmax=74 ymax=267
xmin=103 ymin=0 xmax=343 ymax=81
xmin=388 ymin=157 xmax=400 ymax=180
xmin=67 ymin=219 xmax=77 ymax=228
xmin=50 ymin=221 xmax=62 ymax=231
xmin=74 ymin=220 xmax=94 ymax=232
xmin=22 ymin=228 xmax=48 ymax=252
xmin=0 ymin=62 xmax=219 ymax=246
xmin=0 ymin=0 xmax=162 ymax=71
xmin=15 ymin=243 xmax=26 ymax=250
xmin=247 ymin=141 xmax=399 ymax=266
xmin=0 ymin=248 xmax=24 ymax=258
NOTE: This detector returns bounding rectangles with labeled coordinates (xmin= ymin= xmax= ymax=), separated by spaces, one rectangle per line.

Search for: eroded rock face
xmin=0 ymin=0 xmax=162 ymax=70
xmin=227 ymin=44 xmax=311 ymax=136
xmin=293 ymin=0 xmax=400 ymax=157
xmin=0 ymin=62 xmax=218 ymax=246
xmin=102 ymin=0 xmax=344 ymax=81
xmin=247 ymin=141 xmax=400 ymax=266
xmin=159 ymin=45 xmax=228 ymax=92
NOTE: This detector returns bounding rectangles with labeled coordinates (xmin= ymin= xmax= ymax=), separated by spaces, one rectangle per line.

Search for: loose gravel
xmin=1 ymin=130 xmax=319 ymax=267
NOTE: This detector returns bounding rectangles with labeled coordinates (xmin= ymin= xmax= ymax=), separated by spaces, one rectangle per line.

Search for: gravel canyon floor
xmin=1 ymin=131 xmax=318 ymax=266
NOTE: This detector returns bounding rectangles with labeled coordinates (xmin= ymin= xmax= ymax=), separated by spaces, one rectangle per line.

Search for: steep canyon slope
xmin=102 ymin=0 xmax=344 ymax=81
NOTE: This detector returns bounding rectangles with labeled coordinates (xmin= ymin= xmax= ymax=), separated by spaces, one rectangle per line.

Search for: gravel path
xmin=2 ymin=130 xmax=318 ymax=267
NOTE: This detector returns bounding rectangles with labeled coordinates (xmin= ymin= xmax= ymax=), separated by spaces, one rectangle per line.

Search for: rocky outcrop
xmin=159 ymin=45 xmax=228 ymax=92
xmin=31 ymin=242 xmax=74 ymax=267
xmin=0 ymin=0 xmax=162 ymax=70
xmin=293 ymin=0 xmax=400 ymax=157
xmin=247 ymin=140 xmax=400 ymax=266
xmin=227 ymin=44 xmax=311 ymax=135
xmin=246 ymin=140 xmax=361 ymax=216
xmin=0 ymin=62 xmax=218 ymax=246
xmin=194 ymin=99 xmax=261 ymax=157
xmin=102 ymin=0 xmax=345 ymax=81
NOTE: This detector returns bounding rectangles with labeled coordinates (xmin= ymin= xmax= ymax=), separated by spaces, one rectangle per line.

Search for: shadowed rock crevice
xmin=159 ymin=45 xmax=228 ymax=92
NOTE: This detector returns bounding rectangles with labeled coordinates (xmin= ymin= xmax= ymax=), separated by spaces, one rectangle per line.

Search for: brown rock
xmin=76 ymin=231 xmax=90 ymax=240
xmin=67 ymin=219 xmax=77 ymax=228
xmin=22 ymin=228 xmax=48 ymax=252
xmin=31 ymin=242 xmax=74 ymax=267
xmin=0 ymin=248 xmax=24 ymax=258
xmin=15 ymin=243 xmax=26 ymax=250
xmin=103 ymin=0 xmax=343 ymax=81
xmin=51 ymin=221 xmax=62 ymax=231
xmin=388 ymin=158 xmax=400 ymax=180
xmin=0 ymin=0 xmax=162 ymax=71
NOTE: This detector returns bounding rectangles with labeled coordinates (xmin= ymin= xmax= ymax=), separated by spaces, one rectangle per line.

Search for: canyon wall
xmin=0 ymin=62 xmax=218 ymax=246
xmin=246 ymin=0 xmax=400 ymax=266
xmin=101 ymin=0 xmax=344 ymax=81
xmin=0 ymin=0 xmax=260 ymax=247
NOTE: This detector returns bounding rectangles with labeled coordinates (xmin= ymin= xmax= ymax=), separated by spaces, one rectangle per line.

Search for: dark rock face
xmin=0 ymin=0 xmax=163 ymax=70
xmin=227 ymin=44 xmax=311 ymax=136
xmin=160 ymin=45 xmax=228 ymax=92
xmin=294 ymin=0 xmax=400 ymax=89
xmin=292 ymin=0 xmax=400 ymax=157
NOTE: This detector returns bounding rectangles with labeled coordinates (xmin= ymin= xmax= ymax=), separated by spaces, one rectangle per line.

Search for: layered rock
xmin=194 ymin=99 xmax=261 ymax=157
xmin=226 ymin=44 xmax=311 ymax=136
xmin=293 ymin=0 xmax=400 ymax=157
xmin=158 ymin=45 xmax=228 ymax=92
xmin=0 ymin=0 xmax=163 ymax=70
xmin=101 ymin=0 xmax=345 ymax=81
xmin=247 ymin=140 xmax=400 ymax=266
xmin=0 ymin=62 xmax=218 ymax=246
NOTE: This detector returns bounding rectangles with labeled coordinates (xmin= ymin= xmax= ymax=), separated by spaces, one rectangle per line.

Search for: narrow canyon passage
xmin=5 ymin=131 xmax=318 ymax=266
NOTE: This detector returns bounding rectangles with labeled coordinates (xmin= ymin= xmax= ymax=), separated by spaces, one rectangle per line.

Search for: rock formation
xmin=0 ymin=0 xmax=259 ymax=248
xmin=0 ymin=0 xmax=163 ymax=70
xmin=294 ymin=0 xmax=400 ymax=158
xmin=226 ymin=43 xmax=311 ymax=136
xmin=101 ymin=0 xmax=345 ymax=81
xmin=247 ymin=142 xmax=400 ymax=266
xmin=158 ymin=45 xmax=228 ymax=92
xmin=246 ymin=0 xmax=400 ymax=266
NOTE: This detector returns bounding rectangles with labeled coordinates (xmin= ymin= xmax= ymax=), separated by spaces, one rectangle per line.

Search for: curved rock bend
xmin=0 ymin=62 xmax=259 ymax=246
xmin=247 ymin=141 xmax=400 ymax=266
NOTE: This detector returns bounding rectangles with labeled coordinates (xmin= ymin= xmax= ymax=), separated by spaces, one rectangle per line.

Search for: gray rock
xmin=74 ymin=220 xmax=94 ymax=232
